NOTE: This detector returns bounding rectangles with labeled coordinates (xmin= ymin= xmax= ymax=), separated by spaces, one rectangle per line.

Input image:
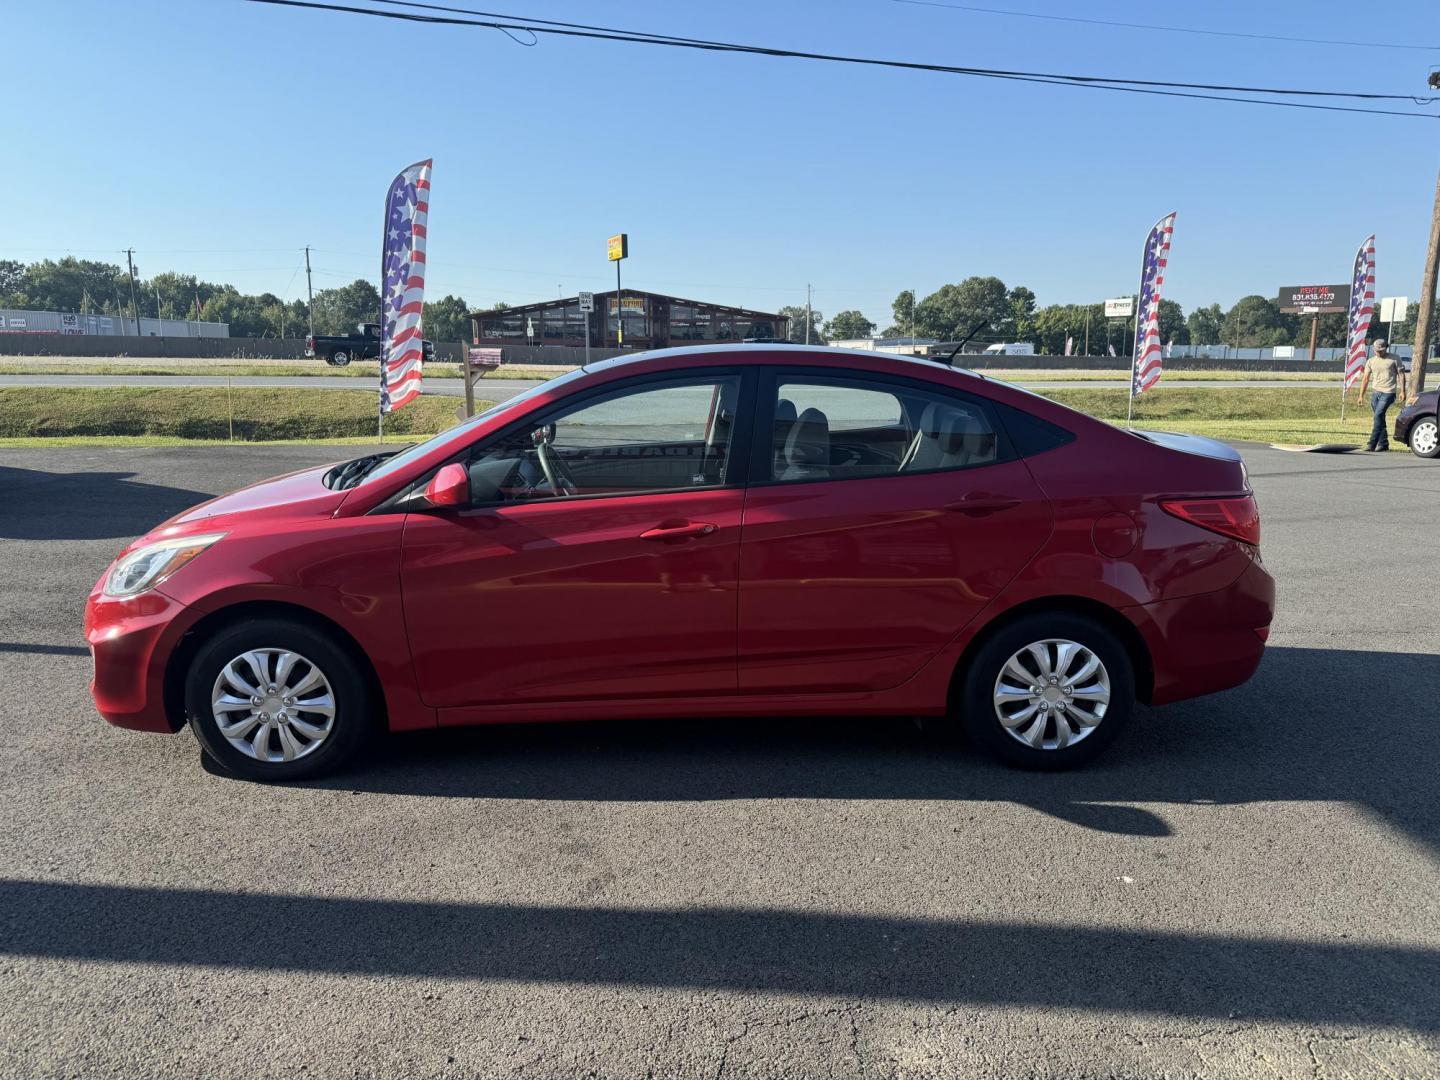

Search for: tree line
xmin=3 ymin=257 xmax=1426 ymax=353
xmin=786 ymin=277 xmax=1424 ymax=354
xmin=0 ymin=256 xmax=477 ymax=341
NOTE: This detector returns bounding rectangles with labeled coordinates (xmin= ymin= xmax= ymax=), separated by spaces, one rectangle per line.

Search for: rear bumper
xmin=1135 ymin=556 xmax=1275 ymax=706
xmin=84 ymin=583 xmax=192 ymax=733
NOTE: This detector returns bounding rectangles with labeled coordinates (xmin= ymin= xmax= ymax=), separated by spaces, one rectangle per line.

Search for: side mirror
xmin=418 ymin=463 xmax=469 ymax=509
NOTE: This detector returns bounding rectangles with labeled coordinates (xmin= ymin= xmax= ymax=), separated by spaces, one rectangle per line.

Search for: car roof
xmin=581 ymin=343 xmax=985 ymax=381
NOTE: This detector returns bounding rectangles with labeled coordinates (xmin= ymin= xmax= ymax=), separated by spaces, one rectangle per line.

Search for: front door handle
xmin=944 ymin=494 xmax=1023 ymax=517
xmin=640 ymin=521 xmax=719 ymax=542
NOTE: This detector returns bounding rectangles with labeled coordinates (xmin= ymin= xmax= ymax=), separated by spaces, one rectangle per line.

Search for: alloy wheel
xmin=210 ymin=649 xmax=337 ymax=763
xmin=992 ymin=638 xmax=1111 ymax=751
xmin=1412 ymin=419 xmax=1438 ymax=457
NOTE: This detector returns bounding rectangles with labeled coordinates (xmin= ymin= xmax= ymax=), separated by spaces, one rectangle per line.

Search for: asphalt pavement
xmin=0 ymin=373 xmax=1340 ymax=398
xmin=1 ymin=443 xmax=1438 ymax=1077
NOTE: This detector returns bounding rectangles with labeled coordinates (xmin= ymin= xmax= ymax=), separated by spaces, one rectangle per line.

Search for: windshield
xmin=361 ymin=368 xmax=590 ymax=486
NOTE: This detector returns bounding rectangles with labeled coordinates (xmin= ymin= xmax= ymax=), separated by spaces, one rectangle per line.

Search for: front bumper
xmin=1395 ymin=403 xmax=1424 ymax=446
xmin=84 ymin=582 xmax=193 ymax=733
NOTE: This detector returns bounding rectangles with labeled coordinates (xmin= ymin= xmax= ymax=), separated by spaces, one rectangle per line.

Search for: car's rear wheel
xmin=328 ymin=349 xmax=351 ymax=367
xmin=1409 ymin=417 xmax=1439 ymax=459
xmin=958 ymin=612 xmax=1134 ymax=770
xmin=184 ymin=618 xmax=373 ymax=781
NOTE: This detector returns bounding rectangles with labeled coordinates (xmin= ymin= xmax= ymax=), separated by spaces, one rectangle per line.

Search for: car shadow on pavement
xmin=0 ymin=876 xmax=1435 ymax=1032
xmin=311 ymin=645 xmax=1439 ymax=856
xmin=0 ymin=466 xmax=211 ymax=540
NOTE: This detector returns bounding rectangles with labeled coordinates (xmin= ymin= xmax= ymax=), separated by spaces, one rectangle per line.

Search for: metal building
xmin=471 ymin=291 xmax=789 ymax=351
xmin=0 ymin=307 xmax=230 ymax=337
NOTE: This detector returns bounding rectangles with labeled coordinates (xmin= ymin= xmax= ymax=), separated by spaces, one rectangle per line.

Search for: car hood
xmin=152 ymin=463 xmax=349 ymax=536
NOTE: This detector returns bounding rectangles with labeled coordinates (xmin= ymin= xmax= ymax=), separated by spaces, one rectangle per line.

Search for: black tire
xmin=1408 ymin=416 xmax=1439 ymax=459
xmin=329 ymin=349 xmax=351 ymax=367
xmin=957 ymin=612 xmax=1134 ymax=770
xmin=184 ymin=617 xmax=374 ymax=781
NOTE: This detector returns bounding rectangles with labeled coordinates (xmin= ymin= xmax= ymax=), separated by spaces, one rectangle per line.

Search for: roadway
xmin=0 ymin=373 xmax=1339 ymax=399
xmin=1 ymin=444 xmax=1437 ymax=1077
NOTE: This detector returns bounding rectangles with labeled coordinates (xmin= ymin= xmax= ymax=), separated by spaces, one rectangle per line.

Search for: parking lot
xmin=2 ymin=442 xmax=1438 ymax=1077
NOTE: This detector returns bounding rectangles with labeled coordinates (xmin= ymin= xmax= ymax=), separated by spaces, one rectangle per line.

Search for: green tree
xmin=779 ymin=304 xmax=825 ymax=344
xmin=888 ymin=289 xmax=916 ymax=337
xmin=1157 ymin=298 xmax=1188 ymax=346
xmin=1033 ymin=303 xmax=1105 ymax=355
xmin=0 ymin=259 xmax=26 ymax=306
xmin=423 ymin=294 xmax=472 ymax=342
xmin=1004 ymin=286 xmax=1038 ymax=344
xmin=823 ymin=310 xmax=876 ymax=340
xmin=311 ymin=279 xmax=381 ymax=335
xmin=1186 ymin=303 xmax=1224 ymax=345
xmin=17 ymin=257 xmax=130 ymax=315
xmin=1223 ymin=295 xmax=1289 ymax=348
xmin=915 ymin=276 xmax=1011 ymax=342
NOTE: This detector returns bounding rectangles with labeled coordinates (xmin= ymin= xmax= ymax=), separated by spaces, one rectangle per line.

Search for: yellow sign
xmin=607 ymin=233 xmax=628 ymax=261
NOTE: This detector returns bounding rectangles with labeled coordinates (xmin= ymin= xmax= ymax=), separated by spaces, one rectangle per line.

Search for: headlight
xmin=102 ymin=533 xmax=226 ymax=599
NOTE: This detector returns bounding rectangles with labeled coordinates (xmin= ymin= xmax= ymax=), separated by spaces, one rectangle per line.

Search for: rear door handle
xmin=944 ymin=494 xmax=1023 ymax=517
xmin=640 ymin=521 xmax=719 ymax=542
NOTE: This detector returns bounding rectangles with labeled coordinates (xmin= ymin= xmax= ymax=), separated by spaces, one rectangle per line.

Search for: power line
xmin=239 ymin=0 xmax=1439 ymax=119
xmin=889 ymin=0 xmax=1440 ymax=54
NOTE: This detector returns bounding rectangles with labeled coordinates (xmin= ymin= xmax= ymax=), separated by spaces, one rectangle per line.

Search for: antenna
xmin=943 ymin=320 xmax=990 ymax=366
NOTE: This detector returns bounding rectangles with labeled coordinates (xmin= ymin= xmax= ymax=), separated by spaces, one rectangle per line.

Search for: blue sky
xmin=8 ymin=0 xmax=1439 ymax=328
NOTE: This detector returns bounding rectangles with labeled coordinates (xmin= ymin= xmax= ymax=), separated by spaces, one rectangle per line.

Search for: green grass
xmin=0 ymin=359 xmax=572 ymax=381
xmin=1030 ymin=386 xmax=1398 ymax=449
xmin=1038 ymin=386 xmax=1351 ymax=421
xmin=989 ymin=369 xmax=1341 ymax=383
xmin=0 ymin=387 xmax=490 ymax=441
xmin=0 ymin=383 xmax=1397 ymax=451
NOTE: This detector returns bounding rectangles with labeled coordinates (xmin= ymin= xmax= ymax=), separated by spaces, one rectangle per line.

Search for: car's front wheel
xmin=184 ymin=617 xmax=374 ymax=781
xmin=958 ymin=612 xmax=1134 ymax=770
xmin=1408 ymin=417 xmax=1439 ymax=459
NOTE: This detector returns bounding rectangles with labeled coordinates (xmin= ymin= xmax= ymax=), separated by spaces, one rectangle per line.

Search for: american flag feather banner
xmin=1131 ymin=212 xmax=1176 ymax=398
xmin=379 ymin=159 xmax=432 ymax=414
xmin=1344 ymin=235 xmax=1376 ymax=389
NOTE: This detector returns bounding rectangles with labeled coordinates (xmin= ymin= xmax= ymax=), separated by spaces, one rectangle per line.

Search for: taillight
xmin=305 ymin=334 xmax=314 ymax=349
xmin=1160 ymin=495 xmax=1260 ymax=546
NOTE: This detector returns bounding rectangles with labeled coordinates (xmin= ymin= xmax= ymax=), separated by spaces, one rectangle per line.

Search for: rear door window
xmin=766 ymin=374 xmax=1006 ymax=483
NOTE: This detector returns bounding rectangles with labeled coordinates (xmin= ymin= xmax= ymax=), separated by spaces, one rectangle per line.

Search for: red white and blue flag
xmin=1131 ymin=212 xmax=1176 ymax=396
xmin=1344 ymin=234 xmax=1376 ymax=388
xmin=379 ymin=159 xmax=432 ymax=413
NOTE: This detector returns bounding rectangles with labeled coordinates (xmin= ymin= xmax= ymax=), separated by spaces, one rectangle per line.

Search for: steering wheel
xmin=530 ymin=424 xmax=579 ymax=497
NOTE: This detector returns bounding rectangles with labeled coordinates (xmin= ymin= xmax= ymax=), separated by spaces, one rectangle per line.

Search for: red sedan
xmin=85 ymin=346 xmax=1274 ymax=780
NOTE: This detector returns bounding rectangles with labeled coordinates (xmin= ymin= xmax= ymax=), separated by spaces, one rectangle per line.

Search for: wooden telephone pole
xmin=1410 ymin=166 xmax=1440 ymax=398
xmin=1409 ymin=70 xmax=1440 ymax=398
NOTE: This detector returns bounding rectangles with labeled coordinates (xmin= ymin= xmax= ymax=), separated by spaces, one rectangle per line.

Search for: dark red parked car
xmin=85 ymin=346 xmax=1274 ymax=780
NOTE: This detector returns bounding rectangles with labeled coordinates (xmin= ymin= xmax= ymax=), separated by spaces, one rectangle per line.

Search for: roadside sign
xmin=1278 ymin=284 xmax=1350 ymax=314
xmin=1380 ymin=296 xmax=1409 ymax=323
xmin=1104 ymin=297 xmax=1134 ymax=318
xmin=578 ymin=291 xmax=595 ymax=313
xmin=607 ymin=234 xmax=628 ymax=261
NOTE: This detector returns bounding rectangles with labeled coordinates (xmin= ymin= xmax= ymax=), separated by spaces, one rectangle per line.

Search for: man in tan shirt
xmin=1353 ymin=339 xmax=1408 ymax=452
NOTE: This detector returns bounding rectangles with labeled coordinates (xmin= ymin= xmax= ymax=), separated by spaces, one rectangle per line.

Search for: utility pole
xmin=805 ymin=283 xmax=812 ymax=344
xmin=1410 ymin=165 xmax=1440 ymax=398
xmin=1408 ymin=70 xmax=1440 ymax=398
xmin=304 ymin=246 xmax=315 ymax=337
xmin=125 ymin=249 xmax=140 ymax=336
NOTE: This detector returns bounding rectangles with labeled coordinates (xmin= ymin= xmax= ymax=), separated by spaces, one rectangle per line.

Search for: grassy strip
xmin=0 ymin=360 xmax=570 ymax=381
xmin=0 ymin=359 xmax=1344 ymax=383
xmin=988 ymin=369 xmax=1341 ymax=383
xmin=1037 ymin=386 xmax=1352 ymax=421
xmin=0 ymin=387 xmax=489 ymax=441
xmin=0 ymin=384 xmax=1394 ymax=451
